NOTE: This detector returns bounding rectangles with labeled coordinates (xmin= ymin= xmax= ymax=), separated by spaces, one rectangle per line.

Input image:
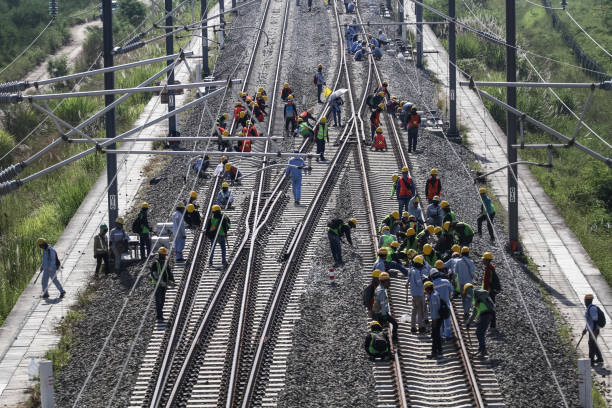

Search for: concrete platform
xmin=404 ymin=3 xmax=612 ymax=398
xmin=0 ymin=25 xmax=210 ymax=406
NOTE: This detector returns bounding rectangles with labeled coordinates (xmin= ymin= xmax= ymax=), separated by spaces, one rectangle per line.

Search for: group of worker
xmin=345 ymin=21 xmax=386 ymax=61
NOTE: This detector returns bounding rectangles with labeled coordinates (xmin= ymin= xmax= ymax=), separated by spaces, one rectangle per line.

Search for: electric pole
xmin=201 ymin=0 xmax=209 ymax=77
xmin=219 ymin=0 xmax=225 ymax=49
xmin=166 ymin=0 xmax=177 ymax=144
xmin=506 ymin=0 xmax=519 ymax=249
xmin=416 ymin=0 xmax=423 ymax=68
xmin=399 ymin=0 xmax=406 ymax=43
xmin=102 ymin=0 xmax=118 ymax=229
xmin=447 ymin=0 xmax=459 ymax=139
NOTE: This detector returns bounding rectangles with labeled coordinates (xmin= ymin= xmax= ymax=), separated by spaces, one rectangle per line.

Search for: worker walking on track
xmin=465 ymin=284 xmax=495 ymax=357
xmin=431 ymin=262 xmax=453 ymax=339
xmin=216 ymin=182 xmax=234 ymax=209
xmin=314 ymin=117 xmax=330 ymax=161
xmin=408 ymin=255 xmax=428 ymax=333
xmin=330 ymin=94 xmax=343 ymax=127
xmin=327 ymin=217 xmax=357 ymax=267
xmin=477 ymin=187 xmax=496 ymax=242
xmin=94 ymin=224 xmax=109 ymax=276
xmin=395 ymin=166 xmax=415 ymax=214
xmin=425 ymin=169 xmax=441 ymax=202
xmin=363 ymin=269 xmax=381 ymax=317
xmin=281 ymin=83 xmax=292 ymax=101
xmin=132 ymin=202 xmax=152 ymax=260
xmin=172 ymin=203 xmax=187 ymax=262
xmin=284 ymin=95 xmax=298 ymax=133
xmin=185 ymin=204 xmax=202 ymax=229
xmin=109 ymin=217 xmax=130 ymax=276
xmin=583 ymin=293 xmax=604 ymax=366
xmin=364 ymin=320 xmax=392 ymax=361
xmin=481 ymin=252 xmax=501 ymax=330
xmin=373 ymin=272 xmax=399 ymax=344
xmin=150 ymin=247 xmax=175 ymax=323
xmin=407 ymin=106 xmax=420 ymax=153
xmin=37 ymin=238 xmax=66 ymax=298
xmin=206 ymin=205 xmax=231 ymax=269
xmin=424 ymin=281 xmax=443 ymax=358
xmin=314 ymin=64 xmax=326 ymax=103
xmin=286 ymin=150 xmax=306 ymax=205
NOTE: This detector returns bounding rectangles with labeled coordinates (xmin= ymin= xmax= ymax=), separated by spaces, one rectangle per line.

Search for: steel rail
xmin=354 ymin=1 xmax=485 ymax=405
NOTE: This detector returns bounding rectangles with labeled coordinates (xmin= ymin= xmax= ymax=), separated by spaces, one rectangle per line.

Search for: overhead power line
xmin=523 ymin=0 xmax=564 ymax=10
xmin=564 ymin=10 xmax=612 ymax=60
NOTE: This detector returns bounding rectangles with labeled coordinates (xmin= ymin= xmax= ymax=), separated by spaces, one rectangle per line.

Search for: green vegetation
xmin=593 ymin=385 xmax=608 ymax=408
xmin=425 ymin=0 xmax=612 ymax=285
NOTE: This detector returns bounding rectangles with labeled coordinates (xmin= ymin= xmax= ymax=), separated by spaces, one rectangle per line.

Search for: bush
xmin=456 ymin=34 xmax=480 ymax=59
xmin=0 ymin=128 xmax=15 ymax=159
xmin=1 ymin=105 xmax=44 ymax=140
xmin=77 ymin=25 xmax=103 ymax=71
xmin=118 ymin=0 xmax=147 ymax=27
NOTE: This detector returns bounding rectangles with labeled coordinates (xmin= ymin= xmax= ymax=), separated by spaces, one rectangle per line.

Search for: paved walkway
xmin=405 ymin=3 xmax=612 ymax=398
xmin=0 ymin=18 xmax=211 ymax=405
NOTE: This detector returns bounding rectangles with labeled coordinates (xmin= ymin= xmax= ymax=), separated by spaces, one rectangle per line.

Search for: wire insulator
xmin=114 ymin=42 xmax=145 ymax=54
xmin=124 ymin=33 xmax=144 ymax=46
xmin=0 ymin=81 xmax=28 ymax=92
xmin=0 ymin=93 xmax=22 ymax=104
xmin=0 ymin=179 xmax=22 ymax=196
xmin=0 ymin=162 xmax=25 ymax=183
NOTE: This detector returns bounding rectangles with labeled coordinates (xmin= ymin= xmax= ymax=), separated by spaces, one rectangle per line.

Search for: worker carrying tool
xmin=314 ymin=117 xmax=330 ymax=161
xmin=205 ymin=205 xmax=231 ymax=269
xmin=583 ymin=293 xmax=605 ymax=366
xmin=286 ymin=150 xmax=306 ymax=205
xmin=371 ymin=127 xmax=388 ymax=151
xmin=364 ymin=320 xmax=392 ymax=361
xmin=216 ymin=182 xmax=234 ymax=209
xmin=465 ymin=284 xmax=495 ymax=357
xmin=395 ymin=166 xmax=415 ymax=214
xmin=37 ymin=238 xmax=66 ymax=299
xmin=407 ymin=106 xmax=420 ymax=153
xmin=327 ymin=217 xmax=357 ymax=267
xmin=150 ymin=247 xmax=175 ymax=323
xmin=477 ymin=187 xmax=496 ymax=242
xmin=132 ymin=202 xmax=152 ymax=260
xmin=425 ymin=169 xmax=441 ymax=202
xmin=314 ymin=64 xmax=326 ymax=103
xmin=172 ymin=203 xmax=187 ymax=262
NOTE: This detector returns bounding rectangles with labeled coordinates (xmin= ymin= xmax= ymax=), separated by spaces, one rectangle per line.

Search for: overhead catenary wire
xmin=564 ymin=10 xmax=612 ymax=60
xmin=523 ymin=0 xmax=564 ymax=10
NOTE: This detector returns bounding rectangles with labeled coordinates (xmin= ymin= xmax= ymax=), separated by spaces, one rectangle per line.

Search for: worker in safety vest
xmin=423 ymin=243 xmax=438 ymax=266
xmin=416 ymin=225 xmax=435 ymax=249
xmin=481 ymin=252 xmax=501 ymax=330
xmin=327 ymin=218 xmax=357 ymax=267
xmin=370 ymin=104 xmax=383 ymax=141
xmin=284 ymin=95 xmax=298 ymax=132
xmin=379 ymin=210 xmax=401 ymax=235
xmin=150 ymin=247 xmax=175 ymax=323
xmin=425 ymin=168 xmax=441 ymax=202
xmin=390 ymin=174 xmax=398 ymax=197
xmin=281 ymin=82 xmax=293 ymax=101
xmin=441 ymin=201 xmax=456 ymax=224
xmin=465 ymin=284 xmax=495 ymax=357
xmin=205 ymin=205 xmax=231 ymax=268
xmin=371 ymin=127 xmax=387 ymax=151
xmin=233 ymin=101 xmax=245 ymax=121
xmin=378 ymin=225 xmax=396 ymax=249
xmin=299 ymin=109 xmax=316 ymax=126
xmin=185 ymin=204 xmax=202 ymax=229
xmin=251 ymin=101 xmax=265 ymax=122
xmin=477 ymin=187 xmax=496 ymax=241
xmin=314 ymin=117 xmax=329 ymax=161
xmin=364 ymin=320 xmax=392 ymax=360
xmin=245 ymin=120 xmax=260 ymax=137
xmin=256 ymin=92 xmax=267 ymax=114
xmin=296 ymin=117 xmax=314 ymax=138
xmin=238 ymin=110 xmax=250 ymax=128
xmin=235 ymin=131 xmax=252 ymax=152
xmin=216 ymin=112 xmax=228 ymax=129
xmin=407 ymin=106 xmax=420 ymax=153
xmin=450 ymin=221 xmax=474 ymax=246
xmin=395 ymin=167 xmax=415 ymax=214
xmin=400 ymin=227 xmax=418 ymax=253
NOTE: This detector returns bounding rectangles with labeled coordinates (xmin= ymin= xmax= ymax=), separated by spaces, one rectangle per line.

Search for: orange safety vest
xmin=241 ymin=139 xmax=252 ymax=152
xmin=408 ymin=113 xmax=420 ymax=128
xmin=234 ymin=106 xmax=244 ymax=120
xmin=247 ymin=126 xmax=260 ymax=137
xmin=374 ymin=133 xmax=386 ymax=149
xmin=398 ymin=177 xmax=413 ymax=197
xmin=426 ymin=177 xmax=440 ymax=200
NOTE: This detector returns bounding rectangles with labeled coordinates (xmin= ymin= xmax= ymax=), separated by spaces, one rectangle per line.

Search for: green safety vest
xmin=473 ymin=296 xmax=490 ymax=316
xmin=317 ymin=123 xmax=328 ymax=140
xmin=151 ymin=261 xmax=169 ymax=287
xmin=459 ymin=223 xmax=474 ymax=237
xmin=299 ymin=122 xmax=311 ymax=136
xmin=425 ymin=252 xmax=437 ymax=265
xmin=444 ymin=211 xmax=456 ymax=223
xmin=368 ymin=332 xmax=389 ymax=354
xmin=402 ymin=237 xmax=418 ymax=252
xmin=380 ymin=234 xmax=395 ymax=247
xmin=386 ymin=247 xmax=396 ymax=262
xmin=210 ymin=215 xmax=228 ymax=236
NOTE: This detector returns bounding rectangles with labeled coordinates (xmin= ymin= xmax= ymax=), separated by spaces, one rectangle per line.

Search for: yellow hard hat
xmin=372 ymin=269 xmax=382 ymax=278
xmin=288 ymin=94 xmax=294 ymax=100
xmin=225 ymin=163 xmax=232 ymax=171
xmin=369 ymin=320 xmax=382 ymax=330
xmin=37 ymin=237 xmax=47 ymax=246
xmin=585 ymin=293 xmax=594 ymax=301
xmin=246 ymin=120 xmax=252 ymax=125
xmin=320 ymin=116 xmax=327 ymax=123
xmin=461 ymin=246 xmax=470 ymax=254
xmin=376 ymin=127 xmax=383 ymax=133
xmin=479 ymin=187 xmax=487 ymax=194
xmin=238 ymin=91 xmax=245 ymax=97
xmin=452 ymin=251 xmax=460 ymax=258
xmin=440 ymin=200 xmax=449 ymax=209
xmin=158 ymin=247 xmax=168 ymax=255
xmin=432 ymin=195 xmax=440 ymax=202
xmin=433 ymin=226 xmax=442 ymax=234
xmin=190 ymin=191 xmax=197 ymax=199
xmin=382 ymin=81 xmax=388 ymax=86
xmin=430 ymin=168 xmax=438 ymax=175
xmin=308 ymin=109 xmax=313 ymax=114
xmin=401 ymin=166 xmax=408 ymax=172
xmin=443 ymin=221 xmax=451 ymax=231
xmin=482 ymin=252 xmax=493 ymax=260
xmin=413 ymin=197 xmax=420 ymax=203
xmin=426 ymin=225 xmax=435 ymax=234
xmin=382 ymin=225 xmax=390 ymax=232
xmin=412 ymin=105 xmax=418 ymax=110
xmin=392 ymin=174 xmax=399 ymax=182
xmin=141 ymin=202 xmax=149 ymax=209
xmin=413 ymin=255 xmax=424 ymax=265
xmin=402 ymin=211 xmax=409 ymax=218
xmin=378 ymin=272 xmax=390 ymax=281
xmin=236 ymin=101 xmax=242 ymax=106
xmin=187 ymin=204 xmax=195 ymax=213
xmin=222 ymin=130 xmax=230 ymax=136
xmin=220 ymin=155 xmax=227 ymax=162
xmin=222 ymin=182 xmax=229 ymax=188
xmin=435 ymin=260 xmax=445 ymax=269
xmin=424 ymin=281 xmax=434 ymax=291
xmin=176 ymin=202 xmax=185 ymax=209
xmin=463 ymin=283 xmax=474 ymax=296
xmin=406 ymin=228 xmax=415 ymax=236
xmin=391 ymin=211 xmax=400 ymax=220
xmin=222 ymin=113 xmax=229 ymax=119
xmin=318 ymin=63 xmax=323 ymax=69
xmin=378 ymin=247 xmax=388 ymax=256
xmin=211 ymin=204 xmax=221 ymax=212
xmin=249 ymin=101 xmax=255 ymax=107
xmin=239 ymin=111 xmax=246 ymax=118
xmin=256 ymin=92 xmax=262 ymax=97
xmin=258 ymin=87 xmax=264 ymax=93
xmin=391 ymin=241 xmax=399 ymax=248
xmin=407 ymin=249 xmax=417 ymax=259
xmin=423 ymin=244 xmax=433 ymax=255
xmin=377 ymin=103 xmax=385 ymax=110
xmin=451 ymin=244 xmax=460 ymax=253
xmin=297 ymin=117 xmax=303 ymax=122
xmin=284 ymin=83 xmax=289 ymax=88
xmin=116 ymin=217 xmax=125 ymax=225
xmin=378 ymin=92 xmax=385 ymax=97
xmin=348 ymin=218 xmax=358 ymax=227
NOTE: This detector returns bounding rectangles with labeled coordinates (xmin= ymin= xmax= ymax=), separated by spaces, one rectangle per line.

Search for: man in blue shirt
xmin=408 ymin=255 xmax=428 ymax=333
xmin=583 ymin=293 xmax=604 ymax=366
xmin=286 ymin=151 xmax=306 ymax=205
xmin=424 ymin=281 xmax=442 ymax=358
xmin=38 ymin=238 xmax=66 ymax=299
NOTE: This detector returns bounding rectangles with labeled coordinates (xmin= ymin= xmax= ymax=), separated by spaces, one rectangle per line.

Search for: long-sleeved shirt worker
xmin=408 ymin=265 xmax=427 ymax=296
xmin=427 ymin=290 xmax=441 ymax=320
xmin=328 ymin=219 xmax=353 ymax=245
xmin=94 ymin=234 xmax=109 ymax=256
xmin=315 ymin=71 xmax=325 ymax=86
xmin=374 ymin=285 xmax=390 ymax=316
xmin=454 ymin=257 xmax=475 ymax=288
xmin=586 ymin=304 xmax=600 ymax=331
xmin=408 ymin=196 xmax=423 ymax=223
xmin=172 ymin=210 xmax=186 ymax=239
xmin=216 ymin=190 xmax=234 ymax=207
xmin=109 ymin=227 xmax=129 ymax=247
xmin=426 ymin=203 xmax=443 ymax=226
xmin=41 ymin=246 xmax=59 ymax=272
xmin=286 ymin=156 xmax=306 ymax=178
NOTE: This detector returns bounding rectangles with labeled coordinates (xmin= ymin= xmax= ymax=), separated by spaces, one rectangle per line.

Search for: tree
xmin=118 ymin=0 xmax=146 ymax=28
xmin=47 ymin=55 xmax=69 ymax=78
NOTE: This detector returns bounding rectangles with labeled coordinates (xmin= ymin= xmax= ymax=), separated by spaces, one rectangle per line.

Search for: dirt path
xmin=25 ymin=19 xmax=101 ymax=83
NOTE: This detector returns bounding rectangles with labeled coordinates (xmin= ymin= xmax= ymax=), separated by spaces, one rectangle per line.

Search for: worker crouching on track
xmin=371 ymin=127 xmax=388 ymax=152
xmin=150 ymin=247 xmax=175 ymax=323
xmin=314 ymin=117 xmax=330 ymax=161
xmin=364 ymin=320 xmax=392 ymax=361
xmin=373 ymin=272 xmax=399 ymax=345
xmin=224 ymin=163 xmax=242 ymax=186
xmin=185 ymin=204 xmax=202 ymax=229
xmin=94 ymin=224 xmax=110 ymax=276
xmin=286 ymin=150 xmax=306 ymax=205
xmin=206 ymin=205 xmax=231 ymax=269
xmin=37 ymin=238 xmax=66 ymax=299
xmin=465 ymin=284 xmax=495 ymax=357
xmin=327 ymin=217 xmax=357 ymax=267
